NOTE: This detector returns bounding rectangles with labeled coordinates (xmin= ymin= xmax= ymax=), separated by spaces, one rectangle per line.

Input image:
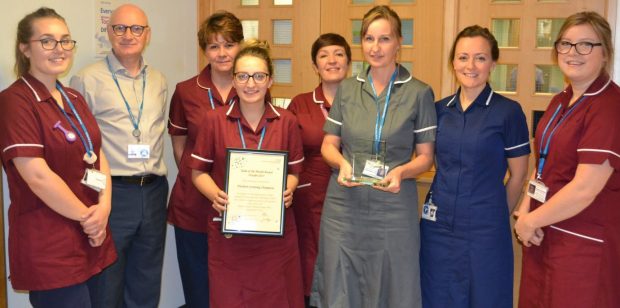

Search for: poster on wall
xmin=95 ymin=0 xmax=119 ymax=57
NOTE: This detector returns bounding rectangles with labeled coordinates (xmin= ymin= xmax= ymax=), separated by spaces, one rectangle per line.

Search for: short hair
xmin=198 ymin=11 xmax=243 ymax=51
xmin=311 ymin=33 xmax=352 ymax=66
xmin=234 ymin=39 xmax=273 ymax=76
xmin=14 ymin=7 xmax=66 ymax=77
xmin=553 ymin=11 xmax=613 ymax=73
xmin=361 ymin=5 xmax=402 ymax=39
xmin=449 ymin=25 xmax=499 ymax=64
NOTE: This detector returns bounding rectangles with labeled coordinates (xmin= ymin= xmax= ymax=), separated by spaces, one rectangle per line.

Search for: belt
xmin=112 ymin=174 xmax=159 ymax=186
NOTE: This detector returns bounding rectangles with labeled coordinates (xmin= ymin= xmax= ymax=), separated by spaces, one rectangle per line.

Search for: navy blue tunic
xmin=420 ymin=84 xmax=530 ymax=308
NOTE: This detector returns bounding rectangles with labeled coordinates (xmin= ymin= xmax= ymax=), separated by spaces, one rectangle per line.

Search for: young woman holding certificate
xmin=189 ymin=39 xmax=305 ymax=307
xmin=311 ymin=5 xmax=436 ymax=307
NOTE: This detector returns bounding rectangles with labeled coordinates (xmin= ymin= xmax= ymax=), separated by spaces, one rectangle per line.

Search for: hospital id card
xmin=421 ymin=200 xmax=437 ymax=222
xmin=81 ymin=169 xmax=107 ymax=192
xmin=362 ymin=159 xmax=389 ymax=179
xmin=527 ymin=179 xmax=548 ymax=203
xmin=128 ymin=144 xmax=150 ymax=159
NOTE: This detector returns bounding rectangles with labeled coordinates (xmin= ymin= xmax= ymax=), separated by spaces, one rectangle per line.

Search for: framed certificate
xmin=223 ymin=148 xmax=288 ymax=236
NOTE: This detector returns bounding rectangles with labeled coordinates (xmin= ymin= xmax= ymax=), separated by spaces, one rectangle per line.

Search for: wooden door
xmin=198 ymin=0 xmax=320 ymax=106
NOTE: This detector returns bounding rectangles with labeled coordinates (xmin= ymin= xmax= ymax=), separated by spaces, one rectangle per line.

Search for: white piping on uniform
xmin=168 ymin=119 xmax=188 ymax=130
xmin=3 ymin=143 xmax=44 ymax=153
xmin=297 ymin=183 xmax=311 ymax=189
xmin=583 ymin=78 xmax=612 ymax=96
xmin=191 ymin=153 xmax=213 ymax=163
xmin=505 ymin=141 xmax=530 ymax=151
xmin=326 ymin=117 xmax=342 ymax=126
xmin=313 ymin=89 xmax=323 ymax=104
xmin=577 ymin=148 xmax=620 ymax=159
xmin=20 ymin=77 xmax=41 ymax=102
xmin=288 ymin=157 xmax=305 ymax=165
xmin=549 ymin=225 xmax=604 ymax=243
xmin=414 ymin=126 xmax=437 ymax=133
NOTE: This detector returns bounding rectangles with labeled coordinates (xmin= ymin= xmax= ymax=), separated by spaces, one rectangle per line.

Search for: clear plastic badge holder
xmin=349 ymin=139 xmax=388 ymax=186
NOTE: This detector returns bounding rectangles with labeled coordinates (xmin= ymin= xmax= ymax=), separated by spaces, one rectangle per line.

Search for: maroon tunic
xmin=520 ymin=73 xmax=620 ymax=308
xmin=0 ymin=74 xmax=116 ymax=290
xmin=188 ymin=101 xmax=305 ymax=307
xmin=167 ymin=65 xmax=237 ymax=232
xmin=287 ymin=85 xmax=332 ymax=296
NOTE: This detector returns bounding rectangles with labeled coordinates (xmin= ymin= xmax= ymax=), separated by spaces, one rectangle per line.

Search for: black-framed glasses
xmin=555 ymin=40 xmax=602 ymax=55
xmin=31 ymin=38 xmax=76 ymax=51
xmin=233 ymin=72 xmax=270 ymax=84
xmin=110 ymin=24 xmax=149 ymax=37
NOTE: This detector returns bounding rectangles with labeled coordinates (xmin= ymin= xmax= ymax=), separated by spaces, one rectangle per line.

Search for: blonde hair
xmin=361 ymin=5 xmax=402 ymax=39
xmin=234 ymin=39 xmax=273 ymax=76
xmin=553 ymin=11 xmax=613 ymax=72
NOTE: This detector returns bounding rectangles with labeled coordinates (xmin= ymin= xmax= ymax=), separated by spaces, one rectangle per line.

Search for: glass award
xmin=350 ymin=139 xmax=388 ymax=186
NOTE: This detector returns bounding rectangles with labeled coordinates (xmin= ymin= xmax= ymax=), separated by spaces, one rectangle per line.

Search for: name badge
xmin=81 ymin=169 xmax=107 ymax=192
xmin=362 ymin=159 xmax=389 ymax=179
xmin=527 ymin=179 xmax=548 ymax=203
xmin=421 ymin=200 xmax=437 ymax=222
xmin=128 ymin=144 xmax=150 ymax=159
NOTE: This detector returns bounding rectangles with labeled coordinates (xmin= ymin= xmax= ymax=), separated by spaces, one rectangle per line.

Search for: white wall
xmin=0 ymin=0 xmax=197 ymax=307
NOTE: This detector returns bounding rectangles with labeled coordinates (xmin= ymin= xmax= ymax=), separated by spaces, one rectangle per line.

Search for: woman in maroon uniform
xmin=287 ymin=33 xmax=351 ymax=305
xmin=0 ymin=7 xmax=115 ymax=307
xmin=167 ymin=11 xmax=242 ymax=307
xmin=190 ymin=39 xmax=305 ymax=307
xmin=515 ymin=11 xmax=620 ymax=308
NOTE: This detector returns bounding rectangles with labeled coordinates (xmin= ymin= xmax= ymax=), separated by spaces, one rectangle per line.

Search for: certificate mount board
xmin=223 ymin=148 xmax=288 ymax=236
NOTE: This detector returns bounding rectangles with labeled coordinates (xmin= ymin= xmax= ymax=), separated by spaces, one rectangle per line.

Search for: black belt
xmin=112 ymin=174 xmax=159 ymax=186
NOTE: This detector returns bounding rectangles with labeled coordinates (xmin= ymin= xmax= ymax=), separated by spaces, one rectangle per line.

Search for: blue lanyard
xmin=536 ymin=96 xmax=587 ymax=179
xmin=207 ymin=88 xmax=216 ymax=110
xmin=55 ymin=83 xmax=95 ymax=159
xmin=236 ymin=120 xmax=266 ymax=150
xmin=368 ymin=67 xmax=398 ymax=154
xmin=208 ymin=88 xmax=235 ymax=109
xmin=106 ymin=57 xmax=146 ymax=135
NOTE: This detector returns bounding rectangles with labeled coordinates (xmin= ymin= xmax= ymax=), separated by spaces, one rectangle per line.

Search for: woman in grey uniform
xmin=310 ymin=5 xmax=436 ymax=308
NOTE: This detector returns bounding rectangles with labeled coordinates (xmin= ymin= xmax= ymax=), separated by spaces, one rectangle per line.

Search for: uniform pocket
xmin=545 ymin=223 xmax=605 ymax=307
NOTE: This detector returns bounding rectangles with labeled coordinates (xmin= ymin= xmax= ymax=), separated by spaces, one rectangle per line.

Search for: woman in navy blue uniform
xmin=420 ymin=25 xmax=530 ymax=308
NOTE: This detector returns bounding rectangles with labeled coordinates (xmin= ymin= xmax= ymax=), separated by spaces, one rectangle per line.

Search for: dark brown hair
xmin=449 ymin=25 xmax=499 ymax=64
xmin=311 ymin=33 xmax=352 ymax=66
xmin=198 ymin=11 xmax=243 ymax=52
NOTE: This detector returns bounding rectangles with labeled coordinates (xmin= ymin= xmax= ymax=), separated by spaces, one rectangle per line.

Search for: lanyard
xmin=236 ymin=120 xmax=266 ymax=150
xmin=368 ymin=67 xmax=398 ymax=153
xmin=319 ymin=103 xmax=329 ymax=120
xmin=207 ymin=88 xmax=216 ymax=110
xmin=55 ymin=83 xmax=95 ymax=160
xmin=106 ymin=57 xmax=146 ymax=138
xmin=208 ymin=88 xmax=235 ymax=109
xmin=536 ymin=96 xmax=587 ymax=179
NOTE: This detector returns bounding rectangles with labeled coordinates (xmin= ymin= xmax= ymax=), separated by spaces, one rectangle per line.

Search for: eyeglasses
xmin=31 ymin=38 xmax=76 ymax=51
xmin=233 ymin=72 xmax=270 ymax=84
xmin=110 ymin=24 xmax=149 ymax=37
xmin=555 ymin=40 xmax=602 ymax=55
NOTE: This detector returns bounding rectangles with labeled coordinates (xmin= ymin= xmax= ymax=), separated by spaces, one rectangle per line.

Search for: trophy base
xmin=347 ymin=176 xmax=387 ymax=187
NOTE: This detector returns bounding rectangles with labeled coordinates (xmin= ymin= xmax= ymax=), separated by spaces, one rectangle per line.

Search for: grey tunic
xmin=310 ymin=66 xmax=436 ymax=308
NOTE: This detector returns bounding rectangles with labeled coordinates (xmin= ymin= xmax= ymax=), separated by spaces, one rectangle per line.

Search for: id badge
xmin=128 ymin=144 xmax=150 ymax=159
xmin=527 ymin=179 xmax=548 ymax=203
xmin=362 ymin=159 xmax=389 ymax=179
xmin=81 ymin=169 xmax=107 ymax=192
xmin=421 ymin=200 xmax=437 ymax=222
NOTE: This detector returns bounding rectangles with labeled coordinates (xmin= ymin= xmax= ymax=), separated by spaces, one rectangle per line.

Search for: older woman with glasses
xmin=514 ymin=11 xmax=620 ymax=308
xmin=0 ymin=7 xmax=116 ymax=307
xmin=189 ymin=39 xmax=305 ymax=307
